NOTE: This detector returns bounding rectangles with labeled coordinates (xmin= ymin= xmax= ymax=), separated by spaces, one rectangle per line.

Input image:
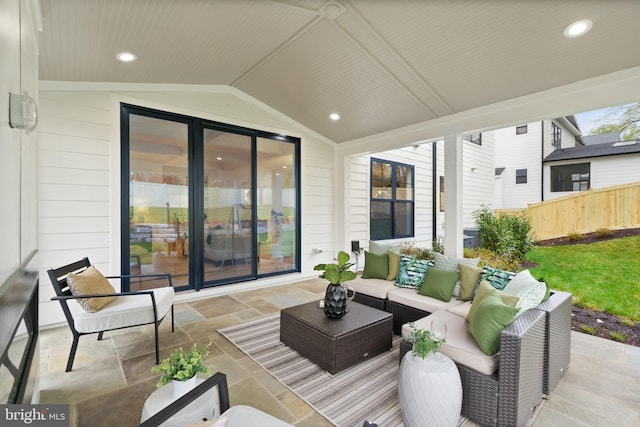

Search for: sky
xmin=574 ymin=104 xmax=631 ymax=135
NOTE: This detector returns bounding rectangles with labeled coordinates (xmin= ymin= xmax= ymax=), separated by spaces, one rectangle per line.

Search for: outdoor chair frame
xmin=48 ymin=257 xmax=175 ymax=372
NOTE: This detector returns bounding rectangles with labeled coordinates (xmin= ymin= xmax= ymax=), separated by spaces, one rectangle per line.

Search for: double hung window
xmin=370 ymin=159 xmax=414 ymax=240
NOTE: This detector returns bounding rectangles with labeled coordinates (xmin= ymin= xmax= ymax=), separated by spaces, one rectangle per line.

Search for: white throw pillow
xmin=502 ymin=269 xmax=546 ymax=316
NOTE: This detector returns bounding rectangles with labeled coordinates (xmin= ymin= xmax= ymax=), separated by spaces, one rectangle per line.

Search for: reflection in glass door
xmin=128 ymin=114 xmax=190 ymax=289
xmin=202 ymin=128 xmax=253 ymax=283
xmin=257 ymin=138 xmax=297 ymax=274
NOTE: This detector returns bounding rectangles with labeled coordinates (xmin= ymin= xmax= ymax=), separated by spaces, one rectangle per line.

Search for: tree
xmin=590 ymin=102 xmax=640 ymax=140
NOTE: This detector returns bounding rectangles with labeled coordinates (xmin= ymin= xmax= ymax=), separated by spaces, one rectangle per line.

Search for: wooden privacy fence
xmin=525 ymin=182 xmax=640 ymax=241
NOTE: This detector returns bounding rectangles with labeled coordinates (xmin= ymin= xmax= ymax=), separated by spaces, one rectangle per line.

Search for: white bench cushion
xmin=71 ymin=287 xmax=175 ymax=333
xmin=401 ymin=309 xmax=499 ymax=376
xmin=349 ymin=276 xmax=396 ymax=300
xmin=388 ymin=287 xmax=464 ymax=313
xmin=447 ymin=301 xmax=472 ymax=318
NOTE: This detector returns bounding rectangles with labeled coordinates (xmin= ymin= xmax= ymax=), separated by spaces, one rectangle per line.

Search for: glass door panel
xmin=129 ymin=114 xmax=190 ymax=289
xmin=203 ymin=128 xmax=253 ymax=283
xmin=256 ymin=138 xmax=297 ymax=274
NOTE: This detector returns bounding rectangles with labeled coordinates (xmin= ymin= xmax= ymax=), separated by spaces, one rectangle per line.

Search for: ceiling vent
xmin=321 ymin=1 xmax=346 ymax=20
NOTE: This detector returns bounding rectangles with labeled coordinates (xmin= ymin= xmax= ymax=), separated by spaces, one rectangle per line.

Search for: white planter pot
xmin=172 ymin=375 xmax=197 ymax=400
xmin=398 ymin=352 xmax=462 ymax=427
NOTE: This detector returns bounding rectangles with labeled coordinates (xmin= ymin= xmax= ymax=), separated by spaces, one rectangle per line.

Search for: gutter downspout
xmin=432 ymin=142 xmax=437 ymax=243
xmin=541 ymin=121 xmax=544 ymax=201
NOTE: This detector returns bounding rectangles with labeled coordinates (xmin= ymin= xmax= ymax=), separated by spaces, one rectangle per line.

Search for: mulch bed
xmin=533 ymin=228 xmax=640 ymax=348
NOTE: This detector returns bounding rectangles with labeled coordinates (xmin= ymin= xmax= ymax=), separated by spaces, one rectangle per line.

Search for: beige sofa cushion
xmin=401 ymin=310 xmax=499 ymax=376
xmin=387 ymin=287 xmax=463 ymax=313
xmin=447 ymin=301 xmax=472 ymax=318
xmin=349 ymin=276 xmax=395 ymax=300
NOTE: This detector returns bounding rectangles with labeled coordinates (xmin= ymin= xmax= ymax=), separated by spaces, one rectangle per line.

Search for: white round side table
xmin=140 ymin=378 xmax=220 ymax=426
xmin=398 ymin=352 xmax=463 ymax=427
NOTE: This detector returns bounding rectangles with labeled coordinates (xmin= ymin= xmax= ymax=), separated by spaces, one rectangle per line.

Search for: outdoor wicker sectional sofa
xmin=350 ymin=270 xmax=572 ymax=427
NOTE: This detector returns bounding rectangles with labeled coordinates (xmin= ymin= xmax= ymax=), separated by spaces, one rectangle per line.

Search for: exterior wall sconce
xmin=9 ymin=91 xmax=38 ymax=133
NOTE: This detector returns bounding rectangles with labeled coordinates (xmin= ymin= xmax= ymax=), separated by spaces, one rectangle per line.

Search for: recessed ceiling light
xmin=329 ymin=113 xmax=340 ymax=121
xmin=116 ymin=52 xmax=137 ymax=62
xmin=563 ymin=19 xmax=593 ymax=38
xmin=216 ymin=156 xmax=222 ymax=161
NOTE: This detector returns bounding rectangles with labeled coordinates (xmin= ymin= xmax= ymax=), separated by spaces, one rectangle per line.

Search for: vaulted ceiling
xmin=37 ymin=0 xmax=640 ymax=144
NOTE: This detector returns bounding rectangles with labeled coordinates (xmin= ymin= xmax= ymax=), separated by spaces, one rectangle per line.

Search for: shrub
xmin=472 ymin=206 xmax=532 ymax=260
xmin=431 ymin=239 xmax=444 ymax=255
xmin=400 ymin=242 xmax=435 ymax=260
xmin=594 ymin=228 xmax=613 ymax=238
xmin=568 ymin=232 xmax=582 ymax=242
xmin=464 ymin=247 xmax=521 ymax=272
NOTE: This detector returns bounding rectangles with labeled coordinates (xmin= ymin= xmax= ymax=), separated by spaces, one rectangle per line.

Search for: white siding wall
xmin=37 ymin=88 xmax=334 ymax=326
xmin=494 ymin=123 xmax=542 ymax=209
xmin=462 ymin=132 xmax=495 ymax=228
xmin=591 ymin=153 xmax=640 ymax=188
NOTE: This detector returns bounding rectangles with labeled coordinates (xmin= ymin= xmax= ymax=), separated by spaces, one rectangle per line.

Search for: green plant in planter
xmin=313 ymin=250 xmax=357 ymax=285
xmin=152 ymin=342 xmax=212 ymax=387
xmin=404 ymin=323 xmax=444 ymax=359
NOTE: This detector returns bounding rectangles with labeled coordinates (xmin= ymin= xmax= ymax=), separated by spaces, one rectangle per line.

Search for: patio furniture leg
xmin=154 ymin=321 xmax=160 ymax=364
xmin=66 ymin=332 xmax=80 ymax=372
xmin=97 ymin=331 xmax=104 ymax=340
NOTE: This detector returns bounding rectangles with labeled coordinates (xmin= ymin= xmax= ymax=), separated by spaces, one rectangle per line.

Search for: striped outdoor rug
xmin=219 ymin=313 xmax=466 ymax=427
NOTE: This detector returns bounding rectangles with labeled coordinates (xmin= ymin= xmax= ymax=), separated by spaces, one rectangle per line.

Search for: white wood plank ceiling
xmin=37 ymin=0 xmax=640 ymax=143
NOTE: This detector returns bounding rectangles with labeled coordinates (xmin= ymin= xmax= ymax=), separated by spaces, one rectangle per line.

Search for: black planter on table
xmin=323 ymin=283 xmax=349 ymax=319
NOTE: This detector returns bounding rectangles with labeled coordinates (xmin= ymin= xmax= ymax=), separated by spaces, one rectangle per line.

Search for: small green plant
xmin=580 ymin=324 xmax=597 ymax=335
xmin=567 ymin=232 xmax=583 ymax=242
xmin=431 ymin=239 xmax=444 ymax=255
xmin=621 ymin=318 xmax=635 ymax=327
xmin=610 ymin=332 xmax=627 ymax=342
xmin=400 ymin=242 xmax=435 ymax=260
xmin=594 ymin=228 xmax=613 ymax=238
xmin=314 ymin=251 xmax=357 ymax=285
xmin=404 ymin=323 xmax=444 ymax=359
xmin=152 ymin=343 xmax=212 ymax=387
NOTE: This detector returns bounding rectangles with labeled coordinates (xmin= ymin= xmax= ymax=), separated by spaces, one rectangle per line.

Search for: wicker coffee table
xmin=280 ymin=301 xmax=393 ymax=374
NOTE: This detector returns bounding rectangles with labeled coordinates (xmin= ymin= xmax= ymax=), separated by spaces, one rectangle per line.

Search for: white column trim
xmin=443 ymin=134 xmax=464 ymax=258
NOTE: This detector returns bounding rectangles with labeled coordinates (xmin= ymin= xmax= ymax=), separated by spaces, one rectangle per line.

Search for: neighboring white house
xmin=493 ymin=118 xmax=582 ymax=209
xmin=492 ymin=116 xmax=640 ymax=206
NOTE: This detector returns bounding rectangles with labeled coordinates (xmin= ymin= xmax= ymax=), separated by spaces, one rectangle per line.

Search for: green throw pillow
xmin=418 ymin=267 xmax=460 ymax=302
xmin=476 ymin=266 xmax=516 ymax=295
xmin=466 ymin=280 xmax=519 ymax=322
xmin=458 ymin=263 xmax=482 ymax=301
xmin=362 ymin=251 xmax=389 ymax=279
xmin=387 ymin=250 xmax=401 ymax=281
xmin=468 ymin=291 xmax=519 ymax=355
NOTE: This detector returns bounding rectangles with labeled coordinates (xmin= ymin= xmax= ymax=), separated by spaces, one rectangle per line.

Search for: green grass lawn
xmin=526 ymin=235 xmax=640 ymax=322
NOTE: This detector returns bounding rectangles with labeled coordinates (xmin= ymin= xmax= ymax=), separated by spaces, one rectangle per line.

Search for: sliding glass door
xmin=126 ymin=112 xmax=191 ymax=289
xmin=121 ymin=105 xmax=300 ymax=291
xmin=202 ymin=128 xmax=253 ymax=282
